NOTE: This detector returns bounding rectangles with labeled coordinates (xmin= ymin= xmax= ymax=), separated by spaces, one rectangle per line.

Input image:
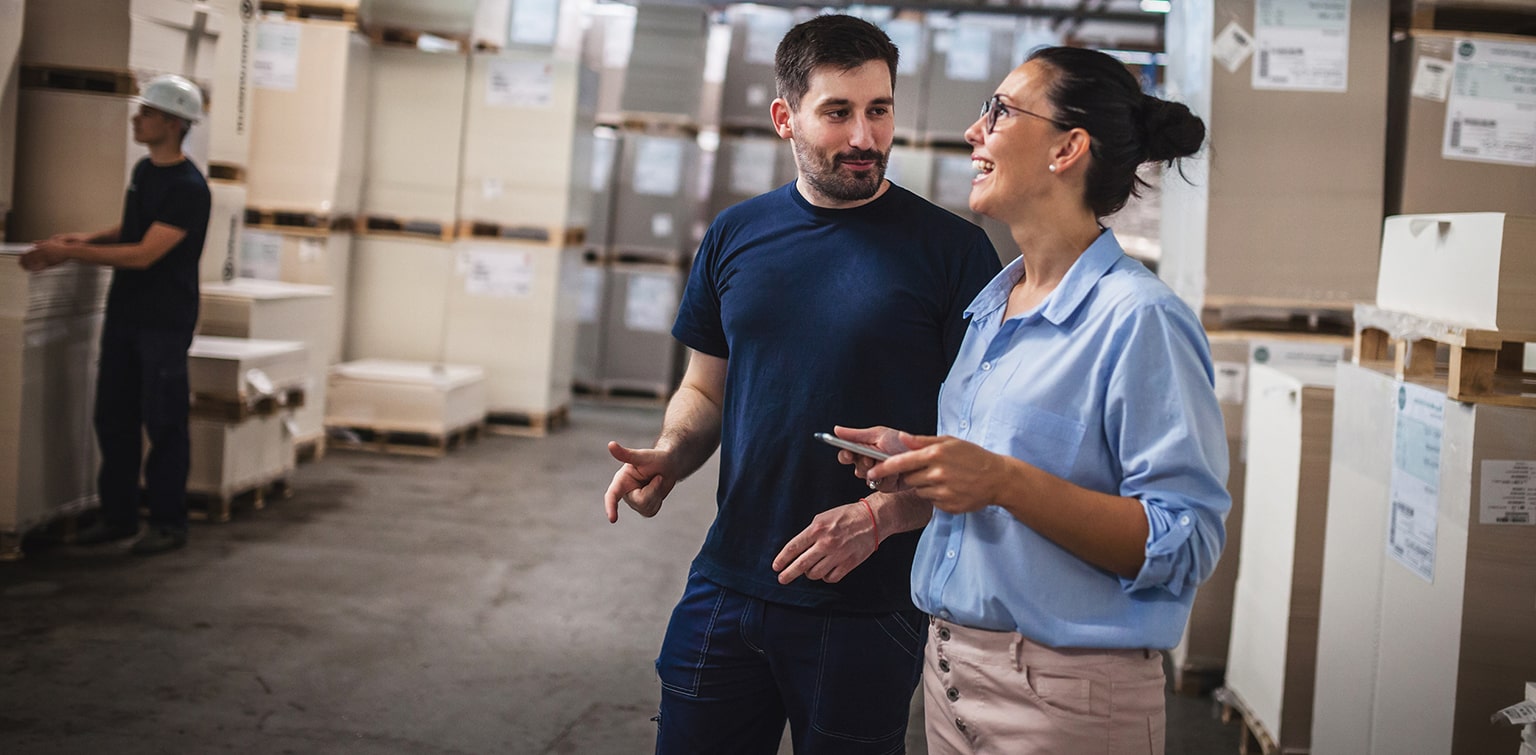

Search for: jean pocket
xmin=654 ymin=573 xmax=729 ymax=698
xmin=811 ymin=612 xmax=924 ymax=744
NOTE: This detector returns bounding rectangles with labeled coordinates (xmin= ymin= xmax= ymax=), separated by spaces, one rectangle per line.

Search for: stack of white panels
xmin=20 ymin=0 xmax=222 ymax=84
xmin=0 ymin=252 xmax=109 ymax=548
xmin=11 ymin=90 xmax=147 ymax=241
xmin=207 ymin=0 xmax=256 ymax=172
xmin=706 ymin=134 xmax=795 ymax=220
xmin=197 ymin=279 xmax=335 ymax=444
xmin=717 ymin=6 xmax=795 ymax=131
xmin=458 ymin=51 xmax=597 ymax=240
xmin=443 ymin=240 xmax=581 ymax=417
xmin=201 ymin=180 xmax=247 ymax=283
xmin=187 ymin=414 xmax=294 ymax=502
xmin=362 ymin=47 xmax=467 ymax=228
xmin=239 ymin=229 xmax=353 ymax=364
xmin=617 ymin=4 xmax=707 ymax=121
xmin=326 ymin=359 xmax=486 ymax=436
xmin=188 ymin=336 xmax=308 ymax=407
xmin=246 ymin=21 xmax=370 ymax=217
xmin=345 ymin=236 xmax=453 ymax=364
xmin=1225 ymin=363 xmax=1337 ymax=753
xmin=609 ymin=132 xmax=699 ymax=262
xmin=1376 ymin=213 xmax=1536 ymax=333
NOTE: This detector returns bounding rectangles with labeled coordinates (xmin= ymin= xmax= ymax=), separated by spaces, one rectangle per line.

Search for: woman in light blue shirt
xmin=834 ymin=47 xmax=1230 ymax=754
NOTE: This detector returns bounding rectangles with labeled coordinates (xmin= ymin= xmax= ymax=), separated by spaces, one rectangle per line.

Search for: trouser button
xmin=946 ymin=687 xmax=960 ymax=702
xmin=938 ymin=627 xmax=951 ymax=641
xmin=955 ymin=718 xmax=967 ymax=732
xmin=939 ymin=659 xmax=950 ymax=673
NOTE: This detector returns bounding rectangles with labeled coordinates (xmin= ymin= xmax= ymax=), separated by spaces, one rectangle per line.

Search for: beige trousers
xmin=923 ymin=617 xmax=1166 ymax=755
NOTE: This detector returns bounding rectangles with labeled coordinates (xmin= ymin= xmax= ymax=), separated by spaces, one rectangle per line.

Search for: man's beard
xmin=793 ymin=142 xmax=889 ymax=202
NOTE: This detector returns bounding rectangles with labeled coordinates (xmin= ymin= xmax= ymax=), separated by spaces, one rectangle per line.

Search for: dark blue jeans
xmin=654 ymin=570 xmax=926 ymax=755
xmin=94 ymin=323 xmax=192 ymax=533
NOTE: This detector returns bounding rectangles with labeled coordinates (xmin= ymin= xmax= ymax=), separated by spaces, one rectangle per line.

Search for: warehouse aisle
xmin=0 ymin=403 xmax=1237 ymax=754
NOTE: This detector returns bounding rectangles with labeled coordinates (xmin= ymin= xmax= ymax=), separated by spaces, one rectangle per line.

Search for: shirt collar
xmin=964 ymin=229 xmax=1126 ymax=326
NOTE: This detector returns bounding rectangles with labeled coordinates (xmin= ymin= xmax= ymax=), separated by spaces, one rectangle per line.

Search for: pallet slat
xmin=326 ymin=422 xmax=484 ymax=457
xmin=486 ymin=406 xmax=570 ymax=438
xmin=1353 ymin=304 xmax=1536 ymax=407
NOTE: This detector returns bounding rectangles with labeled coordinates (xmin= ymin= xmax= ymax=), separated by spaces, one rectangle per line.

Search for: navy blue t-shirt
xmin=106 ymin=157 xmax=211 ymax=334
xmin=673 ymin=181 xmax=1001 ymax=612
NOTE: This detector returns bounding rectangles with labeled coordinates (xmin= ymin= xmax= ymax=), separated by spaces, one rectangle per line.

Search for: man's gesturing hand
xmin=604 ymin=441 xmax=678 ymax=523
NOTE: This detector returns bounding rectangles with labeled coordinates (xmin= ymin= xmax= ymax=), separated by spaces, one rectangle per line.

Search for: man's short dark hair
xmin=774 ymin=15 xmax=899 ymax=110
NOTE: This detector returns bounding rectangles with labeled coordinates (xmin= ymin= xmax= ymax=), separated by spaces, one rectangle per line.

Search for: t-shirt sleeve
xmin=943 ymin=228 xmax=1002 ymax=363
xmin=152 ymin=175 xmax=211 ymax=233
xmin=671 ymin=222 xmax=728 ymax=358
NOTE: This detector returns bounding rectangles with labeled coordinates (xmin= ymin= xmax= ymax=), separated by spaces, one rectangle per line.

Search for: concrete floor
xmin=0 ymin=403 xmax=1241 ymax=754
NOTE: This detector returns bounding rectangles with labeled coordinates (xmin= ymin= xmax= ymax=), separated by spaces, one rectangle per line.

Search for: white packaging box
xmin=197 ymin=279 xmax=335 ymax=443
xmin=0 ymin=0 xmax=22 ymax=217
xmin=201 ymin=180 xmax=246 ymax=284
xmin=345 ymin=236 xmax=453 ymax=364
xmin=1377 ymin=213 xmax=1536 ymax=332
xmin=11 ymin=90 xmax=145 ymax=242
xmin=0 ymin=313 xmax=103 ymax=537
xmin=362 ymin=47 xmax=466 ymax=227
xmin=187 ymin=413 xmax=294 ymax=501
xmin=1173 ymin=332 xmax=1349 ymax=691
xmin=207 ymin=0 xmax=256 ymax=170
xmin=443 ymin=240 xmax=580 ymax=416
xmin=326 ymin=359 xmax=486 ymax=435
xmin=240 ymin=229 xmax=352 ymax=365
xmin=1161 ymin=0 xmax=1388 ymax=312
xmin=188 ymin=335 xmax=308 ymax=405
xmin=20 ymin=0 xmax=222 ymax=84
xmin=458 ymin=51 xmax=596 ymax=238
xmin=1225 ymin=363 xmax=1337 ymax=752
xmin=246 ymin=21 xmax=370 ymax=216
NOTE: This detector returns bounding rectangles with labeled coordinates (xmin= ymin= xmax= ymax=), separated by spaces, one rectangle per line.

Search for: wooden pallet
xmin=258 ymin=0 xmax=358 ymax=25
xmin=1353 ymin=303 xmax=1536 ymax=408
xmin=190 ymin=386 xmax=306 ymax=422
xmin=0 ymin=501 xmax=96 ymax=562
xmin=1201 ymin=297 xmax=1355 ymax=335
xmin=20 ymin=65 xmax=138 ymax=95
xmin=366 ymin=25 xmax=471 ymax=53
xmin=486 ymin=405 xmax=570 ymax=438
xmin=360 ymin=215 xmax=456 ymax=242
xmin=574 ymin=383 xmax=673 ymax=407
xmin=188 ymin=477 xmax=292 ymax=524
xmin=245 ymin=208 xmax=355 ymax=234
xmin=1401 ymin=1 xmax=1536 ymax=35
xmin=456 ymin=220 xmax=586 ymax=247
xmin=599 ymin=114 xmax=701 ymax=137
xmin=1171 ymin=663 xmax=1226 ymax=698
xmin=326 ymin=421 xmax=484 ymax=458
xmin=1214 ymin=687 xmax=1282 ymax=755
xmin=208 ymin=163 xmax=246 ymax=183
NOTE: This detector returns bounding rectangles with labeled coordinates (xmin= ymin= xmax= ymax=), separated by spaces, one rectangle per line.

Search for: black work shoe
xmin=129 ymin=528 xmax=187 ymax=556
xmin=73 ymin=522 xmax=139 ymax=545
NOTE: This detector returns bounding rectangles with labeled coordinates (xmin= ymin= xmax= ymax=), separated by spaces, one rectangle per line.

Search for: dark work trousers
xmin=93 ymin=322 xmax=193 ymax=533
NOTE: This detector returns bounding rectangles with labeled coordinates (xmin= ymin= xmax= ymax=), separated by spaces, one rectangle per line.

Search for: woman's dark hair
xmin=775 ymin=15 xmax=899 ymax=110
xmin=1027 ymin=46 xmax=1205 ymax=217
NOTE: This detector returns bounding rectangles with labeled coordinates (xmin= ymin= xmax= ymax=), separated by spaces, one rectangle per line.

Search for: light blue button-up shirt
xmin=911 ymin=230 xmax=1230 ymax=649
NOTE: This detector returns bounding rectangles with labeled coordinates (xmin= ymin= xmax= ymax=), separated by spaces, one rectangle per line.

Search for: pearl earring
xmin=1048 ymin=164 xmax=1056 ymax=173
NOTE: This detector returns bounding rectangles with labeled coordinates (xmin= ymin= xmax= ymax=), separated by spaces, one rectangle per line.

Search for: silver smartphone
xmin=813 ymin=432 xmax=892 ymax=461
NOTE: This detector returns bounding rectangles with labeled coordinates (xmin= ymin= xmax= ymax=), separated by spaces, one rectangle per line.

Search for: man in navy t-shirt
xmin=20 ymin=74 xmax=211 ymax=556
xmin=603 ymin=16 xmax=1000 ymax=754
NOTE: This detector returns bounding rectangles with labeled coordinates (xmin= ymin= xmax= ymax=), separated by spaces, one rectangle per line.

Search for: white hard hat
xmin=137 ymin=74 xmax=204 ymax=123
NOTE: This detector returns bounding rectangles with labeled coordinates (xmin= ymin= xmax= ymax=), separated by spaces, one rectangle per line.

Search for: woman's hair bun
xmin=1140 ymin=96 xmax=1205 ymax=164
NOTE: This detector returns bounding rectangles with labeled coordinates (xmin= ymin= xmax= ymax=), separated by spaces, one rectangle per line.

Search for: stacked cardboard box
xmin=1224 ymin=363 xmax=1337 ymax=752
xmin=1162 ymin=0 xmax=1389 ymax=315
xmin=361 ymin=46 xmax=467 ymax=232
xmin=0 ymin=252 xmax=110 ymax=556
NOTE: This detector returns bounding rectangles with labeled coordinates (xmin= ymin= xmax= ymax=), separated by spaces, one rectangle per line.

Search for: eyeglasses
xmin=980 ymin=94 xmax=1071 ymax=134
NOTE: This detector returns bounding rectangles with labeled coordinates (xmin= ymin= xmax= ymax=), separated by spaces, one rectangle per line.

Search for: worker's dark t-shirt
xmin=106 ymin=157 xmax=211 ymax=334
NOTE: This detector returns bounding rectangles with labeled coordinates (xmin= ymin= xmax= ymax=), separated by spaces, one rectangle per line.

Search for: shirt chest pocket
xmin=982 ymin=403 xmax=1087 ymax=480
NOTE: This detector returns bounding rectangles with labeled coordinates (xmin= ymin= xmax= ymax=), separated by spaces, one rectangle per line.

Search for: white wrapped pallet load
xmin=326 ymin=359 xmax=486 ymax=437
xmin=201 ymin=180 xmax=246 ymax=283
xmin=188 ymin=336 xmax=308 ymax=409
xmin=345 ymin=236 xmax=453 ymax=364
xmin=186 ymin=414 xmax=294 ymax=506
xmin=11 ymin=90 xmax=146 ymax=242
xmin=239 ymin=229 xmax=352 ymax=365
xmin=0 ymin=0 xmax=22 ymax=218
xmin=207 ymin=0 xmax=257 ymax=171
xmin=20 ymin=0 xmax=222 ymax=84
xmin=362 ymin=47 xmax=467 ymax=231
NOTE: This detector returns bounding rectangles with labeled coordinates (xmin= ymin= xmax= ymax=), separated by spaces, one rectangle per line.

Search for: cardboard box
xmin=11 ymin=90 xmax=145 ymax=242
xmin=443 ymin=240 xmax=581 ymax=415
xmin=243 ymin=230 xmax=352 ymax=365
xmin=0 ymin=313 xmax=103 ymax=535
xmin=1225 ymin=363 xmax=1336 ymax=752
xmin=345 ymin=236 xmax=452 ymax=363
xmin=0 ymin=0 xmax=21 ymax=215
xmin=458 ymin=52 xmax=596 ymax=235
xmin=207 ymin=1 xmax=256 ymax=169
xmin=201 ymin=180 xmax=245 ymax=284
xmin=188 ymin=335 xmax=308 ymax=405
xmin=598 ymin=261 xmax=683 ymax=396
xmin=1173 ymin=333 xmax=1349 ymax=689
xmin=1386 ymin=32 xmax=1536 ymax=217
xmin=246 ymin=22 xmax=370 ymax=216
xmin=617 ymin=4 xmax=707 ymax=121
xmin=1161 ymin=1 xmax=1388 ymax=312
xmin=362 ymin=47 xmax=467 ymax=226
xmin=1377 ymin=213 xmax=1536 ymax=332
xmin=198 ymin=279 xmax=335 ymax=442
xmin=326 ymin=359 xmax=486 ymax=435
xmin=20 ymin=0 xmax=222 ymax=83
xmin=187 ymin=413 xmax=294 ymax=500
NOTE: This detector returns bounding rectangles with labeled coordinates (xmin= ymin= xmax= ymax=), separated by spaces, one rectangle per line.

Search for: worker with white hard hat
xmin=19 ymin=73 xmax=212 ymax=556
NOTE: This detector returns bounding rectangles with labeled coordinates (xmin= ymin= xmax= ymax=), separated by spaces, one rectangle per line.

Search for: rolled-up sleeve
xmin=1103 ymin=303 xmax=1231 ymax=596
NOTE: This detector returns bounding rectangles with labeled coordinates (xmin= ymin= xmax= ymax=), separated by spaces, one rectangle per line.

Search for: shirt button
xmin=1180 ymin=514 xmax=1192 ymax=526
xmin=939 ymin=659 xmax=951 ymax=673
xmin=981 ymin=362 xmax=991 ymax=371
xmin=947 ymin=687 xmax=960 ymax=702
xmin=946 ymin=550 xmax=956 ymax=559
xmin=959 ymin=420 xmax=969 ymax=430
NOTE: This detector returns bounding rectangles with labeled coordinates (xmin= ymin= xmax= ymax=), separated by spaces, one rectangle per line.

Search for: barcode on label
xmin=1450 ymin=119 xmax=1461 ymax=148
